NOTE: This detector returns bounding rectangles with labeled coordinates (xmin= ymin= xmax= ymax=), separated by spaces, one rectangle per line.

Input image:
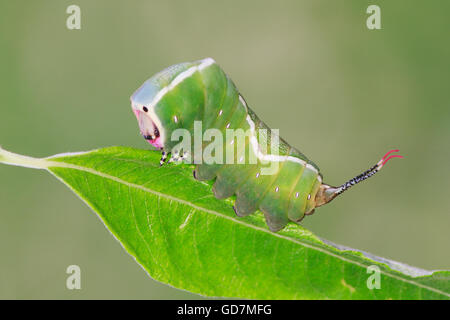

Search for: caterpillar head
xmin=130 ymin=60 xmax=204 ymax=151
xmin=130 ymin=84 xmax=165 ymax=149
xmin=131 ymin=103 xmax=164 ymax=149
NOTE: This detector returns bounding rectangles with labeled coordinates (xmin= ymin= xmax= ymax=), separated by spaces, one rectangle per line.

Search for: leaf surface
xmin=1 ymin=146 xmax=448 ymax=299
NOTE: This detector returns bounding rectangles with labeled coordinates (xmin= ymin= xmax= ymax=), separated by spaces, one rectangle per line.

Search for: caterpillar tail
xmin=314 ymin=149 xmax=403 ymax=208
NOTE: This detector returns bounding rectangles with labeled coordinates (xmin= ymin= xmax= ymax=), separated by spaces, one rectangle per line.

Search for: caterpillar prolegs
xmin=130 ymin=58 xmax=402 ymax=232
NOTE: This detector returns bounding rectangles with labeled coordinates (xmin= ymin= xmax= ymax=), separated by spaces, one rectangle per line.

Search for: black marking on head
xmin=143 ymin=106 xmax=148 ymax=112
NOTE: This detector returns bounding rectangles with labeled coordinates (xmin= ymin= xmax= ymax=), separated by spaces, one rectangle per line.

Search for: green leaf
xmin=0 ymin=146 xmax=449 ymax=299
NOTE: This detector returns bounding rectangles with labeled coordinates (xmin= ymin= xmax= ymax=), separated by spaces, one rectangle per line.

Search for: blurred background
xmin=0 ymin=0 xmax=449 ymax=299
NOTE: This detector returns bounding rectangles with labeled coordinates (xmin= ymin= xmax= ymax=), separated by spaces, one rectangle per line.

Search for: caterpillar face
xmin=131 ymin=81 xmax=166 ymax=149
xmin=131 ymin=105 xmax=163 ymax=149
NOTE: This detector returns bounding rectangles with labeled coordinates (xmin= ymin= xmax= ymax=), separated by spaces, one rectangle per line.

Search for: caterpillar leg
xmin=168 ymin=150 xmax=180 ymax=164
xmin=167 ymin=150 xmax=190 ymax=164
xmin=159 ymin=150 xmax=168 ymax=167
xmin=193 ymin=164 xmax=220 ymax=181
xmin=180 ymin=151 xmax=191 ymax=163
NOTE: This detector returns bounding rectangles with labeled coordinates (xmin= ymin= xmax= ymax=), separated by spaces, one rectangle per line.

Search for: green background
xmin=0 ymin=0 xmax=449 ymax=299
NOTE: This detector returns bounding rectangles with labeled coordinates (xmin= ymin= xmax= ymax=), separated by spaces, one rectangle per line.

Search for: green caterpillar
xmin=130 ymin=58 xmax=402 ymax=231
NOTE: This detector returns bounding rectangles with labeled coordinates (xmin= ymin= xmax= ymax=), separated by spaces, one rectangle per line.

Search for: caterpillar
xmin=130 ymin=58 xmax=402 ymax=232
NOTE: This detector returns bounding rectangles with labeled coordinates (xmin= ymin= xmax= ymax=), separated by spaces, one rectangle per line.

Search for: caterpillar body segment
xmin=130 ymin=58 xmax=402 ymax=232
